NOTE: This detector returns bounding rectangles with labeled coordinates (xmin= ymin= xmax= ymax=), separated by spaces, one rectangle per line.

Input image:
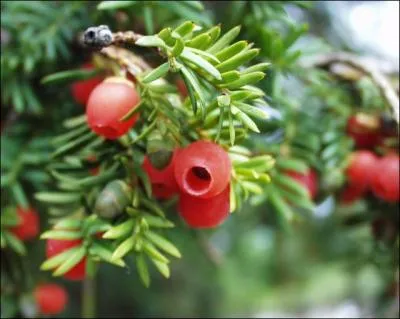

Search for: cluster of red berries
xmin=71 ymin=63 xmax=141 ymax=140
xmin=42 ymin=143 xmax=231 ymax=281
xmin=9 ymin=207 xmax=86 ymax=281
xmin=72 ymin=64 xmax=231 ymax=228
xmin=342 ymin=151 xmax=399 ymax=204
xmin=143 ymin=140 xmax=232 ymax=228
xmin=7 ymin=209 xmax=68 ymax=314
xmin=44 ymin=231 xmax=105 ymax=281
xmin=34 ymin=283 xmax=68 ymax=315
xmin=342 ymin=112 xmax=399 ymax=204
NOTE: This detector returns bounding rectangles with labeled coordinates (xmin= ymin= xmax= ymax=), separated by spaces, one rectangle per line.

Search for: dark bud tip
xmin=83 ymin=25 xmax=113 ymax=48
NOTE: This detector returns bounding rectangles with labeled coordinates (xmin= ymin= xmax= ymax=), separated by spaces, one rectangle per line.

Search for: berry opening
xmin=184 ymin=166 xmax=212 ymax=195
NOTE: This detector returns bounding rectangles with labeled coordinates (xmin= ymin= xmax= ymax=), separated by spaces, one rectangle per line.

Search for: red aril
xmin=346 ymin=151 xmax=378 ymax=189
xmin=285 ymin=168 xmax=318 ymax=200
xmin=178 ymin=186 xmax=230 ymax=228
xmin=346 ymin=113 xmax=382 ymax=149
xmin=174 ymin=141 xmax=231 ymax=199
xmin=142 ymin=151 xmax=179 ymax=199
xmin=86 ymin=77 xmax=140 ymax=140
xmin=34 ymin=283 xmax=67 ymax=315
xmin=370 ymin=153 xmax=399 ymax=202
xmin=10 ymin=207 xmax=39 ymax=241
xmin=71 ymin=63 xmax=103 ymax=106
xmin=340 ymin=183 xmax=366 ymax=204
xmin=46 ymin=238 xmax=86 ymax=281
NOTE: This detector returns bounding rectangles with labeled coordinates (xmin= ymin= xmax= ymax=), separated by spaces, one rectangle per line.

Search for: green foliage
xmin=97 ymin=0 xmax=212 ymax=33
xmin=1 ymin=1 xmax=90 ymax=114
xmin=1 ymin=1 xmax=398 ymax=318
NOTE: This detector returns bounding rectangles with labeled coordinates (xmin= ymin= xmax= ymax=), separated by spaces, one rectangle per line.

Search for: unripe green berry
xmin=148 ymin=149 xmax=173 ymax=170
xmin=94 ymin=180 xmax=132 ymax=219
xmin=146 ymin=133 xmax=175 ymax=170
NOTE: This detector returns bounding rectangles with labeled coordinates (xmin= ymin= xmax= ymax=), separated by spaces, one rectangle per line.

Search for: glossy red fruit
xmin=34 ymin=283 xmax=67 ymax=315
xmin=286 ymin=169 xmax=318 ymax=200
xmin=174 ymin=141 xmax=231 ymax=199
xmin=142 ymin=151 xmax=179 ymax=199
xmin=178 ymin=185 xmax=230 ymax=228
xmin=340 ymin=183 xmax=366 ymax=204
xmin=86 ymin=77 xmax=140 ymax=140
xmin=71 ymin=63 xmax=103 ymax=106
xmin=46 ymin=238 xmax=86 ymax=281
xmin=370 ymin=154 xmax=399 ymax=202
xmin=346 ymin=151 xmax=378 ymax=189
xmin=176 ymin=79 xmax=188 ymax=98
xmin=10 ymin=207 xmax=39 ymax=241
xmin=346 ymin=113 xmax=382 ymax=149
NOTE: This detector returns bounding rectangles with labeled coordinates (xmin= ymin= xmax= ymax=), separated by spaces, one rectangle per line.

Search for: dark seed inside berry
xmin=191 ymin=167 xmax=211 ymax=181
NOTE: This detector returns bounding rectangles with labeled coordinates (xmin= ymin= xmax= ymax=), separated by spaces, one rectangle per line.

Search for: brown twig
xmin=300 ymin=52 xmax=399 ymax=124
xmin=99 ymin=45 xmax=152 ymax=75
xmin=111 ymin=31 xmax=143 ymax=45
xmin=196 ymin=231 xmax=223 ymax=267
xmin=82 ymin=26 xmax=165 ymax=81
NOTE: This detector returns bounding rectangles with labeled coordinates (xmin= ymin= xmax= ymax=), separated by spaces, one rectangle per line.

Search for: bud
xmin=83 ymin=25 xmax=113 ymax=48
xmin=94 ymin=180 xmax=132 ymax=219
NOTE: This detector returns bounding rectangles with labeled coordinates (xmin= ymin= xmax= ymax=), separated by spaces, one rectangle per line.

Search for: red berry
xmin=46 ymin=238 xmax=86 ymax=281
xmin=71 ymin=63 xmax=103 ymax=106
xmin=142 ymin=151 xmax=179 ymax=199
xmin=340 ymin=183 xmax=366 ymax=204
xmin=10 ymin=207 xmax=39 ymax=241
xmin=370 ymin=154 xmax=399 ymax=202
xmin=346 ymin=151 xmax=378 ymax=189
xmin=178 ymin=185 xmax=230 ymax=228
xmin=89 ymin=166 xmax=100 ymax=176
xmin=285 ymin=169 xmax=318 ymax=199
xmin=174 ymin=141 xmax=231 ymax=199
xmin=34 ymin=283 xmax=67 ymax=315
xmin=86 ymin=155 xmax=100 ymax=176
xmin=176 ymin=79 xmax=188 ymax=98
xmin=346 ymin=113 xmax=382 ymax=149
xmin=86 ymin=77 xmax=140 ymax=140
